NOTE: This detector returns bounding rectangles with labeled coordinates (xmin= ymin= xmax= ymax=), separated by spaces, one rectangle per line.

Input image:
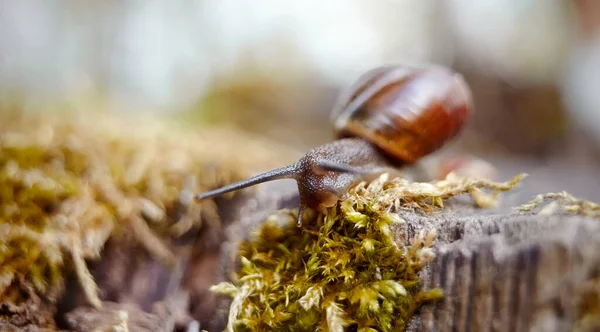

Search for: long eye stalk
xmin=195 ymin=164 xmax=298 ymax=201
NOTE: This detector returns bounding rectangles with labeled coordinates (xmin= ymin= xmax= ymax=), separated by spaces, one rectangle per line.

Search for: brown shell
xmin=332 ymin=65 xmax=473 ymax=164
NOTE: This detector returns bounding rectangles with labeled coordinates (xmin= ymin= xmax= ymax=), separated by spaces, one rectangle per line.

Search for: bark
xmin=208 ymin=181 xmax=600 ymax=332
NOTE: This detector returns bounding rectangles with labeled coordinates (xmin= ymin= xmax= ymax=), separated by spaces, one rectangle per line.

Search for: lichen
xmin=0 ymin=107 xmax=297 ymax=310
xmin=212 ymin=172 xmax=526 ymax=331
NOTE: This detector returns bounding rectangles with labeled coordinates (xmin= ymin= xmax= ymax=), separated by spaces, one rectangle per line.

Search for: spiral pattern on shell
xmin=332 ymin=65 xmax=473 ymax=164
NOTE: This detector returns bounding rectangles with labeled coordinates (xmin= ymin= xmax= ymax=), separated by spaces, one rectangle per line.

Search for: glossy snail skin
xmin=195 ymin=138 xmax=398 ymax=227
xmin=292 ymin=138 xmax=399 ymax=219
xmin=195 ymin=64 xmax=473 ymax=227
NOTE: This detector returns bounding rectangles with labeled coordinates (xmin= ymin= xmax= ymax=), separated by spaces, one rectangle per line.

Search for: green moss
xmin=0 ymin=109 xmax=295 ymax=308
xmin=220 ymin=211 xmax=435 ymax=331
xmin=213 ymin=173 xmax=525 ymax=331
xmin=0 ymin=144 xmax=82 ymax=299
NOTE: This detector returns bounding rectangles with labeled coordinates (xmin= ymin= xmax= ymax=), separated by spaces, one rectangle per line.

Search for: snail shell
xmin=332 ymin=65 xmax=473 ymax=164
xmin=195 ymin=64 xmax=474 ymax=227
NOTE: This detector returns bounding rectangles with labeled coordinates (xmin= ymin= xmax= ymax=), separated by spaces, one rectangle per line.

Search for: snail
xmin=195 ymin=64 xmax=473 ymax=227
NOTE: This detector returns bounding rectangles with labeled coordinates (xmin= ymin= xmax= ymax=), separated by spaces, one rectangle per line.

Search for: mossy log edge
xmin=209 ymin=180 xmax=600 ymax=332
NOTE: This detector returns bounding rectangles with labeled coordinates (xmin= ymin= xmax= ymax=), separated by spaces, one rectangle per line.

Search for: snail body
xmin=195 ymin=64 xmax=473 ymax=227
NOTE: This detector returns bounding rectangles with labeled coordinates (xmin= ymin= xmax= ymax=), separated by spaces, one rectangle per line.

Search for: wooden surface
xmin=57 ymin=178 xmax=599 ymax=331
xmin=208 ymin=180 xmax=600 ymax=332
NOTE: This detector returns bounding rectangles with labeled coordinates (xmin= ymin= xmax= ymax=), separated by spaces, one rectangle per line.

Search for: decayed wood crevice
xmin=410 ymin=213 xmax=600 ymax=332
xmin=209 ymin=180 xmax=600 ymax=331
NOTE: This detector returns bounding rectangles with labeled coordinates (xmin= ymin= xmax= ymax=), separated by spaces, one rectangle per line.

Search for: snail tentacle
xmin=194 ymin=164 xmax=298 ymax=201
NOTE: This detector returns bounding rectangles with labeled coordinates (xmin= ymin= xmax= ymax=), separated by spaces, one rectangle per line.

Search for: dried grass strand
xmin=516 ymin=191 xmax=600 ymax=219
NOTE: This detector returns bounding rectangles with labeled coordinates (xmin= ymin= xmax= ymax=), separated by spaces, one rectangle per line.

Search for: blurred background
xmin=1 ymin=0 xmax=599 ymax=200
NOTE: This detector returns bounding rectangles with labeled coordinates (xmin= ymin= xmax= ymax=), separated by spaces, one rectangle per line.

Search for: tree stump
xmin=208 ymin=180 xmax=600 ymax=332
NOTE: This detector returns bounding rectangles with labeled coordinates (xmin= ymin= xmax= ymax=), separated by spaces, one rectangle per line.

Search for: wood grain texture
xmin=210 ymin=180 xmax=600 ymax=332
xmin=407 ymin=213 xmax=600 ymax=332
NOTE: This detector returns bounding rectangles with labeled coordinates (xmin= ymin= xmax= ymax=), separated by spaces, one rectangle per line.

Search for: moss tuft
xmin=0 ymin=108 xmax=298 ymax=308
xmin=212 ymin=173 xmax=525 ymax=331
xmin=516 ymin=191 xmax=600 ymax=219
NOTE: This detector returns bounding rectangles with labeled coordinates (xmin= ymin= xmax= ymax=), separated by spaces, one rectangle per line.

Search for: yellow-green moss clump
xmin=212 ymin=173 xmax=525 ymax=331
xmin=0 ymin=108 xmax=298 ymax=309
